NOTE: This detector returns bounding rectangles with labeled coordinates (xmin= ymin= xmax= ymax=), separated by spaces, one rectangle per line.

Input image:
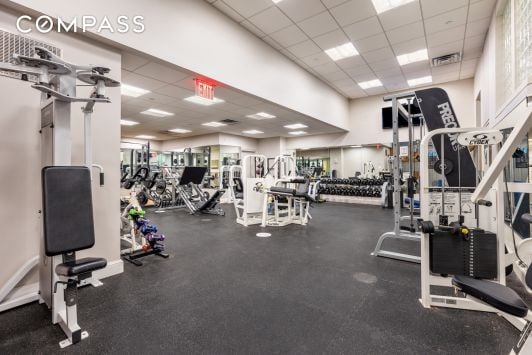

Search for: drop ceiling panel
xmin=269 ymin=25 xmax=308 ymax=47
xmin=297 ymin=11 xmax=339 ymax=38
xmin=248 ymin=6 xmax=292 ymax=34
xmin=329 ymin=0 xmax=376 ymax=26
xmin=277 ymin=0 xmax=326 ymax=22
xmin=343 ymin=16 xmax=383 ymax=41
xmin=378 ymin=1 xmax=422 ymax=31
xmin=420 ymin=0 xmax=468 ymax=18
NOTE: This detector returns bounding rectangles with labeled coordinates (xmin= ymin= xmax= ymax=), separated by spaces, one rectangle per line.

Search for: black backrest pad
xmin=179 ymin=167 xmax=207 ymax=185
xmin=42 ymin=166 xmax=95 ymax=256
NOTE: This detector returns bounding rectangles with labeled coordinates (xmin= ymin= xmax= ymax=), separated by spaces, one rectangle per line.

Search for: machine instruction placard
xmin=427 ymin=187 xmax=476 ymax=226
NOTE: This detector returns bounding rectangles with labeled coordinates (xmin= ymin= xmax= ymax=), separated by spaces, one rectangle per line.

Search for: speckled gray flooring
xmin=0 ymin=203 xmax=521 ymax=354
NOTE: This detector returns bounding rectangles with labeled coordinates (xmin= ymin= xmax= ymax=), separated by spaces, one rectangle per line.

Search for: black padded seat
xmin=452 ymin=275 xmax=529 ymax=317
xmin=56 ymin=257 xmax=107 ymax=277
xmin=294 ymin=191 xmax=315 ymax=202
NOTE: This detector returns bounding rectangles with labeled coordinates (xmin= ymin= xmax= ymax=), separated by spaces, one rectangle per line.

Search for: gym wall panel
xmin=0 ymin=6 xmax=122 ymax=290
xmin=4 ymin=0 xmax=350 ymax=131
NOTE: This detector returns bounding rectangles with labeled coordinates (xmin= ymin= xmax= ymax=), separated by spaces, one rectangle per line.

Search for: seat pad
xmin=452 ymin=275 xmax=528 ymax=317
xmin=56 ymin=257 xmax=107 ymax=277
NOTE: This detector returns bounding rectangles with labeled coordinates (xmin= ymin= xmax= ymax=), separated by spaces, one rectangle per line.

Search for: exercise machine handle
xmin=99 ymin=172 xmax=105 ymax=186
xmin=521 ymin=214 xmax=532 ymax=224
xmin=477 ymin=199 xmax=492 ymax=207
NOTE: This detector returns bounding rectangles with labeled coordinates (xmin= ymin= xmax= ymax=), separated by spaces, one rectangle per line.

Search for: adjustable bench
xmin=42 ymin=166 xmax=107 ymax=348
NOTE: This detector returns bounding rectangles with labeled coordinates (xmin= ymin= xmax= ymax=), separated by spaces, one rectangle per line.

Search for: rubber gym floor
xmin=0 ymin=203 xmax=524 ymax=354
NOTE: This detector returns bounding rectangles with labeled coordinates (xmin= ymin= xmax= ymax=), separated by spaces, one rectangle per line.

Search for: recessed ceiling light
xmin=120 ymin=119 xmax=139 ymax=126
xmin=407 ymin=75 xmax=432 ymax=87
xmin=397 ymin=48 xmax=428 ymax=66
xmin=121 ymin=84 xmax=151 ymax=97
xmin=284 ymin=123 xmax=308 ymax=130
xmin=243 ymin=130 xmax=264 ymax=135
xmin=272 ymin=0 xmax=283 ymax=3
xmin=184 ymin=95 xmax=224 ymax=106
xmin=246 ymin=112 xmax=276 ymax=120
xmin=289 ymin=131 xmax=307 ymax=136
xmin=202 ymin=122 xmax=227 ymax=127
xmin=140 ymin=108 xmax=174 ymax=117
xmin=358 ymin=79 xmax=383 ymax=89
xmin=351 ymin=145 xmax=363 ymax=148
xmin=371 ymin=0 xmax=416 ymax=14
xmin=136 ymin=135 xmax=155 ymax=139
xmin=168 ymin=128 xmax=192 ymax=133
xmin=325 ymin=42 xmax=359 ymax=61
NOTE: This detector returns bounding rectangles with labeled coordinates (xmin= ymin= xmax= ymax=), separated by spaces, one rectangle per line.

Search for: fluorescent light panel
xmin=169 ymin=128 xmax=192 ymax=133
xmin=284 ymin=123 xmax=308 ymax=130
xmin=272 ymin=0 xmax=283 ymax=3
xmin=246 ymin=112 xmax=276 ymax=120
xmin=141 ymin=108 xmax=174 ymax=117
xmin=407 ymin=75 xmax=432 ymax=87
xmin=202 ymin=122 xmax=227 ymax=127
xmin=325 ymin=42 xmax=359 ymax=61
xmin=121 ymin=83 xmax=151 ymax=97
xmin=397 ymin=48 xmax=428 ymax=66
xmin=371 ymin=0 xmax=416 ymax=14
xmin=351 ymin=145 xmax=363 ymax=148
xmin=120 ymin=119 xmax=139 ymax=126
xmin=289 ymin=131 xmax=307 ymax=136
xmin=243 ymin=130 xmax=264 ymax=134
xmin=358 ymin=79 xmax=383 ymax=89
xmin=184 ymin=95 xmax=224 ymax=106
xmin=136 ymin=135 xmax=155 ymax=139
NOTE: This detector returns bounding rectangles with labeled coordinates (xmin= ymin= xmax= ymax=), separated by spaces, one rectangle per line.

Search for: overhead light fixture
xmin=136 ymin=135 xmax=155 ymax=139
xmin=121 ymin=83 xmax=151 ymax=97
xmin=325 ymin=42 xmax=359 ymax=61
xmin=272 ymin=0 xmax=284 ymax=3
xmin=351 ymin=145 xmax=363 ymax=148
xmin=371 ymin=0 xmax=416 ymax=14
xmin=407 ymin=75 xmax=432 ymax=87
xmin=120 ymin=119 xmax=139 ymax=126
xmin=397 ymin=48 xmax=428 ymax=66
xmin=243 ymin=130 xmax=264 ymax=135
xmin=289 ymin=131 xmax=307 ymax=136
xmin=184 ymin=95 xmax=224 ymax=106
xmin=202 ymin=122 xmax=227 ymax=127
xmin=246 ymin=112 xmax=276 ymax=120
xmin=168 ymin=128 xmax=192 ymax=133
xmin=358 ymin=79 xmax=383 ymax=89
xmin=140 ymin=108 xmax=174 ymax=117
xmin=284 ymin=123 xmax=309 ymax=130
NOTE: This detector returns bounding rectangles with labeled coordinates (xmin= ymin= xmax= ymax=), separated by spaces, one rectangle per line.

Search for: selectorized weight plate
xmin=433 ymin=159 xmax=454 ymax=175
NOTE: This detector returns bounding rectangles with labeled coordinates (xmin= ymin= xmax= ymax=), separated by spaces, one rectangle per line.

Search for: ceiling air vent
xmin=219 ymin=119 xmax=239 ymax=125
xmin=431 ymin=52 xmax=462 ymax=67
xmin=0 ymin=29 xmax=62 ymax=81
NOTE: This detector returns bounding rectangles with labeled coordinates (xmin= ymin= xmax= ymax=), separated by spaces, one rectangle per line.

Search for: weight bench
xmin=42 ymin=166 xmax=107 ymax=348
xmin=197 ymin=189 xmax=226 ymax=216
xmin=261 ymin=184 xmax=313 ymax=227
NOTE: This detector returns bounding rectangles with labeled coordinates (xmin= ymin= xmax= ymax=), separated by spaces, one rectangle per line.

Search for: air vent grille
xmin=220 ymin=119 xmax=239 ymax=125
xmin=431 ymin=52 xmax=461 ymax=67
xmin=0 ymin=28 xmax=62 ymax=81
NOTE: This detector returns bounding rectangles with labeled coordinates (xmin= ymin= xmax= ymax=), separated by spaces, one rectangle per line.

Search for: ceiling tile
xmin=329 ymin=0 xmax=376 ymax=26
xmin=386 ymin=21 xmax=424 ymax=44
xmin=345 ymin=64 xmax=374 ymax=77
xmin=324 ymin=70 xmax=350 ymax=81
xmin=427 ymin=25 xmax=465 ymax=48
xmin=269 ymin=25 xmax=308 ymax=47
xmin=301 ymin=52 xmax=333 ymax=67
xmin=277 ymin=0 xmax=326 ymax=22
xmin=428 ymin=39 xmax=464 ymax=58
xmin=392 ymin=36 xmax=427 ymax=55
xmin=420 ymin=0 xmax=468 ymax=18
xmin=378 ymin=1 xmax=422 ymax=31
xmin=122 ymin=71 xmax=167 ymax=91
xmin=361 ymin=46 xmax=395 ymax=63
xmin=468 ymin=0 xmax=497 ymax=22
xmin=297 ymin=11 xmax=339 ymax=38
xmin=313 ymin=29 xmax=350 ymax=50
xmin=240 ymin=20 xmax=267 ymax=37
xmin=287 ymin=40 xmax=323 ymax=58
xmin=354 ymin=33 xmax=389 ymax=53
xmin=154 ymin=84 xmax=194 ymax=99
xmin=465 ymin=17 xmax=491 ymax=38
xmin=335 ymin=55 xmax=366 ymax=69
xmin=369 ymin=58 xmax=401 ymax=71
xmin=313 ymin=62 xmax=342 ymax=75
xmin=135 ymin=62 xmax=189 ymax=84
xmin=343 ymin=16 xmax=383 ymax=41
xmin=222 ymin=0 xmax=273 ymax=17
xmin=322 ymin=0 xmax=350 ymax=9
xmin=212 ymin=0 xmax=245 ymax=22
xmin=401 ymin=61 xmax=431 ymax=74
xmin=374 ymin=66 xmax=403 ymax=78
xmin=262 ymin=35 xmax=284 ymax=50
xmin=432 ymin=62 xmax=461 ymax=75
xmin=464 ymin=34 xmax=485 ymax=49
xmin=122 ymin=52 xmax=150 ymax=71
xmin=248 ymin=6 xmax=292 ymax=34
xmin=424 ymin=7 xmax=468 ymax=34
xmin=462 ymin=45 xmax=483 ymax=60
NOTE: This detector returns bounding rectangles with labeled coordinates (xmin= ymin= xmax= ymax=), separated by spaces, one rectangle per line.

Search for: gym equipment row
xmin=319 ymin=177 xmax=385 ymax=186
xmin=318 ymin=185 xmax=382 ymax=197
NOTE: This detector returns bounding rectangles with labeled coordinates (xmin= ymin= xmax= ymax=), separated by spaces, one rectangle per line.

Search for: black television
xmin=382 ymin=104 xmax=422 ymax=129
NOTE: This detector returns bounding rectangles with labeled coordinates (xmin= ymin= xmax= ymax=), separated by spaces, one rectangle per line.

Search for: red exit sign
xmin=195 ymin=79 xmax=214 ymax=101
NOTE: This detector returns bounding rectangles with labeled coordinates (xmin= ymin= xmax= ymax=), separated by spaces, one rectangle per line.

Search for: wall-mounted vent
xmin=0 ymin=29 xmax=62 ymax=81
xmin=431 ymin=52 xmax=462 ymax=67
xmin=219 ymin=119 xmax=239 ymax=125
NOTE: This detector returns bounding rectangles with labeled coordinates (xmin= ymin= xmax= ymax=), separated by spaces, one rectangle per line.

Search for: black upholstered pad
xmin=452 ymin=275 xmax=528 ymax=317
xmin=270 ymin=187 xmax=296 ymax=195
xmin=56 ymin=257 xmax=107 ymax=277
xmin=294 ymin=192 xmax=315 ymax=202
xmin=197 ymin=190 xmax=224 ymax=211
xmin=42 ymin=166 xmax=95 ymax=256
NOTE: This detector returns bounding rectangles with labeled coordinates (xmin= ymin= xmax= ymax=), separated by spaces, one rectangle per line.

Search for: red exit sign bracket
xmin=195 ymin=79 xmax=215 ymax=101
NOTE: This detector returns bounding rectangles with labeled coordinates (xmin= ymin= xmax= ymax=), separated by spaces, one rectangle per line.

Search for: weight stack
xmin=429 ymin=229 xmax=497 ymax=279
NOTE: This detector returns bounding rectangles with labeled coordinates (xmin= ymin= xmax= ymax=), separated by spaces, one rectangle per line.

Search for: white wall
xmin=286 ymin=79 xmax=476 ymax=149
xmin=6 ymin=0 xmax=350 ymax=130
xmin=257 ymin=137 xmax=283 ymax=159
xmin=342 ymin=147 xmax=388 ymax=177
xmin=0 ymin=6 xmax=122 ymax=289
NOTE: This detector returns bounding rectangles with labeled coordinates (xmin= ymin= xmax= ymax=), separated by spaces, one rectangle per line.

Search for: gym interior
xmin=0 ymin=0 xmax=531 ymax=353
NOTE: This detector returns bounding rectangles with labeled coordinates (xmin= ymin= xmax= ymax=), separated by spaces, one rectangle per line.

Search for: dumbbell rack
xmin=319 ymin=178 xmax=384 ymax=206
